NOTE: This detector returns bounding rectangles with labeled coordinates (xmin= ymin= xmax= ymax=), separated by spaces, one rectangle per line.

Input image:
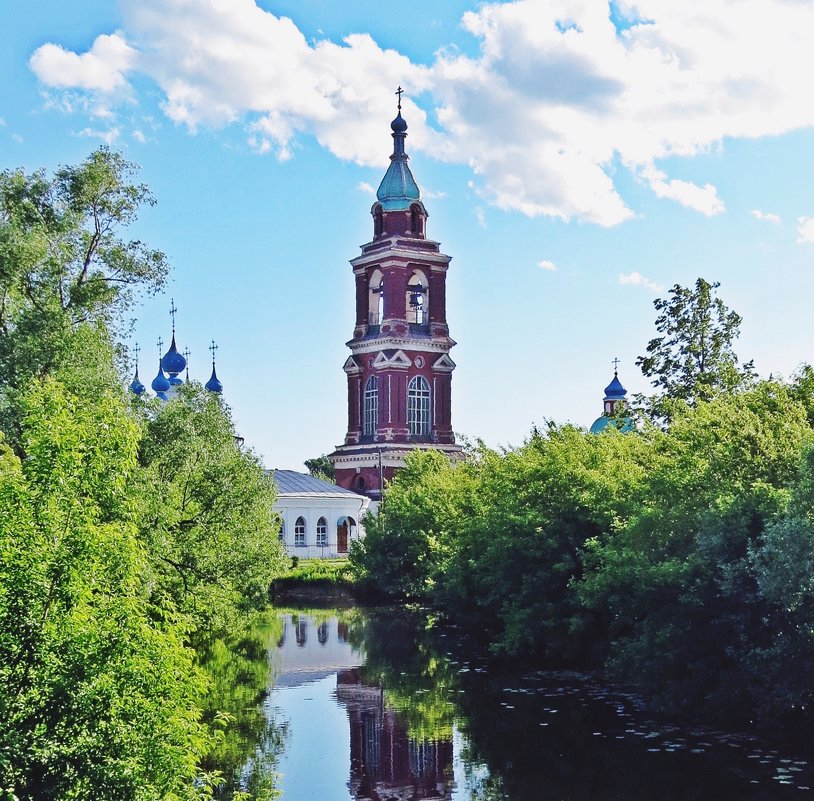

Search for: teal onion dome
xmin=151 ymin=362 xmax=171 ymax=397
xmin=129 ymin=368 xmax=146 ymax=397
xmin=376 ymin=112 xmax=421 ymax=211
xmin=161 ymin=334 xmax=187 ymax=377
xmin=205 ymin=365 xmax=223 ymax=394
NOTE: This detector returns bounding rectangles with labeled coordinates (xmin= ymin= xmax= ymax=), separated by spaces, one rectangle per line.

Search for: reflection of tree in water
xmin=198 ymin=611 xmax=289 ymax=800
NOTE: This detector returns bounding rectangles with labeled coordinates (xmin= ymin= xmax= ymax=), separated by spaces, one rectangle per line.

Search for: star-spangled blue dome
xmin=205 ymin=365 xmax=223 ymax=394
xmin=128 ymin=368 xmax=146 ymax=397
xmin=376 ymin=111 xmax=421 ymax=211
xmin=151 ymin=362 xmax=171 ymax=397
xmin=161 ymin=334 xmax=187 ymax=377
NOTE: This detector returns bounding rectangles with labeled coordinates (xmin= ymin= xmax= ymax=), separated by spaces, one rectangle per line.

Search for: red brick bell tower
xmin=329 ymin=95 xmax=462 ymax=500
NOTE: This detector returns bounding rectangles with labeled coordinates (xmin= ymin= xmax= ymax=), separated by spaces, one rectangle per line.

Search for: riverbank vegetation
xmin=0 ymin=150 xmax=285 ymax=800
xmin=352 ymin=279 xmax=814 ymax=728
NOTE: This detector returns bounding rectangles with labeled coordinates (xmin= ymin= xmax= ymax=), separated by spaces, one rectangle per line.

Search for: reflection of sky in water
xmin=267 ymin=674 xmax=355 ymax=801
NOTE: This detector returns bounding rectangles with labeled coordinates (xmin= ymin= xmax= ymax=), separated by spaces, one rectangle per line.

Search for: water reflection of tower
xmin=337 ymin=668 xmax=454 ymax=801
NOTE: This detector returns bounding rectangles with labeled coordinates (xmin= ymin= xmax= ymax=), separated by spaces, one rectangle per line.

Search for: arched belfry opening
xmin=406 ymin=271 xmax=428 ymax=326
xmin=373 ymin=203 xmax=384 ymax=238
xmin=330 ymin=91 xmax=462 ymax=501
xmin=368 ymin=269 xmax=383 ymax=326
xmin=410 ymin=203 xmax=424 ymax=237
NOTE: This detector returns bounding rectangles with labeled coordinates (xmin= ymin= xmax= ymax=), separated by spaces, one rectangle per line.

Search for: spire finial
xmin=134 ymin=342 xmax=141 ymax=363
xmin=184 ymin=347 xmax=191 ymax=381
xmin=209 ymin=340 xmax=218 ymax=365
xmin=169 ymin=298 xmax=177 ymax=335
xmin=395 ymin=85 xmax=404 ymax=111
xmin=157 ymin=336 xmax=163 ymax=357
xmin=612 ymin=356 xmax=620 ymax=374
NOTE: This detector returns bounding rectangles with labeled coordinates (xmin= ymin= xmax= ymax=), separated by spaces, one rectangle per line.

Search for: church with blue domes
xmin=128 ymin=300 xmax=223 ymax=400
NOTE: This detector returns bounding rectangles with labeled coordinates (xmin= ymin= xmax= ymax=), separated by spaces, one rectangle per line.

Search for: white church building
xmin=270 ymin=470 xmax=370 ymax=559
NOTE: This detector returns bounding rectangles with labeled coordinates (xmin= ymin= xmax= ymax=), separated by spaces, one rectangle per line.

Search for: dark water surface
xmin=217 ymin=607 xmax=814 ymax=800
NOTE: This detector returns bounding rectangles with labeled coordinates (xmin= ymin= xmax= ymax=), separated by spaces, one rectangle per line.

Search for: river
xmin=211 ymin=606 xmax=814 ymax=800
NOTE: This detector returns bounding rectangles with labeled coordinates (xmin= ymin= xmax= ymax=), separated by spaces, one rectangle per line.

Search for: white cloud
xmin=619 ymin=271 xmax=663 ymax=292
xmin=30 ymin=33 xmax=136 ymax=93
xmin=640 ymin=164 xmax=724 ymax=216
xmin=28 ymin=0 xmax=814 ymax=225
xmin=77 ymin=126 xmax=121 ymax=145
xmin=475 ymin=207 xmax=486 ymax=228
xmin=132 ymin=129 xmax=146 ymax=143
xmin=538 ymin=259 xmax=557 ymax=271
xmin=11 ymin=134 xmax=23 ymax=144
xmin=750 ymin=209 xmax=781 ymax=224
xmin=797 ymin=217 xmax=814 ymax=245
xmin=357 ymin=181 xmax=376 ymax=195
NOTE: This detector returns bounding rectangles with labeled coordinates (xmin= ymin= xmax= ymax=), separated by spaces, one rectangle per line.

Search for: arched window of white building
xmin=363 ymin=376 xmax=378 ymax=436
xmin=294 ymin=516 xmax=306 ymax=547
xmin=316 ymin=516 xmax=328 ymax=547
xmin=408 ymin=376 xmax=431 ymax=436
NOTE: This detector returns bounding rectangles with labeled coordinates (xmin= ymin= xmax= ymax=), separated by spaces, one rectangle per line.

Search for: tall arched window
xmin=408 ymin=376 xmax=431 ymax=436
xmin=373 ymin=204 xmax=384 ymax=237
xmin=316 ymin=517 xmax=328 ymax=547
xmin=363 ymin=376 xmax=378 ymax=436
xmin=294 ymin=516 xmax=306 ymax=547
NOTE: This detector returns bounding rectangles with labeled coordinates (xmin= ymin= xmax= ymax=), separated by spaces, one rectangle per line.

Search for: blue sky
xmin=2 ymin=0 xmax=813 ymax=469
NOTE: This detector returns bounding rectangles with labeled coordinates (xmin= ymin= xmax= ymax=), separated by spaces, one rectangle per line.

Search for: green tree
xmin=0 ymin=341 xmax=211 ymax=801
xmin=0 ymin=148 xmax=167 ymax=443
xmin=136 ymin=384 xmax=286 ymax=635
xmin=578 ymin=381 xmax=811 ymax=717
xmin=304 ymin=453 xmax=335 ymax=482
xmin=637 ymin=278 xmax=754 ymax=408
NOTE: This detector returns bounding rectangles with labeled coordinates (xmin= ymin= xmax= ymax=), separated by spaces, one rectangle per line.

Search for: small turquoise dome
xmin=604 ymin=372 xmax=627 ymax=399
xmin=151 ymin=362 xmax=171 ymax=394
xmin=161 ymin=334 xmax=187 ymax=377
xmin=376 ymin=112 xmax=421 ymax=211
xmin=590 ymin=415 xmax=634 ymax=435
xmin=205 ymin=365 xmax=223 ymax=394
xmin=129 ymin=369 xmax=146 ymax=397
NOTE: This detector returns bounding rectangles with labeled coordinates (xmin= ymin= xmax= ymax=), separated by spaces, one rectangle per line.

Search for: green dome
xmin=376 ymin=112 xmax=421 ymax=211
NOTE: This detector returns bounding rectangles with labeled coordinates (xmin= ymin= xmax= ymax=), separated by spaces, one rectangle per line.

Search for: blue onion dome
xmin=391 ymin=111 xmax=408 ymax=133
xmin=128 ymin=368 xmax=146 ymax=397
xmin=151 ymin=362 xmax=171 ymax=395
xmin=161 ymin=334 xmax=187 ymax=377
xmin=604 ymin=372 xmax=627 ymax=400
xmin=205 ymin=365 xmax=223 ymax=394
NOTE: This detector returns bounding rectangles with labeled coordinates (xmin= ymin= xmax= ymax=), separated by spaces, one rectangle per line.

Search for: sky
xmin=2 ymin=0 xmax=813 ymax=470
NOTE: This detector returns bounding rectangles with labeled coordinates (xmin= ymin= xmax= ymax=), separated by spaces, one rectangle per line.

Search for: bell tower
xmin=330 ymin=93 xmax=462 ymax=500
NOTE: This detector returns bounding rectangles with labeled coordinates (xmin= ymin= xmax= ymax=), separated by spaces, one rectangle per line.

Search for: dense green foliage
xmin=0 ymin=152 xmax=284 ymax=800
xmin=353 ymin=280 xmax=814 ymax=725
